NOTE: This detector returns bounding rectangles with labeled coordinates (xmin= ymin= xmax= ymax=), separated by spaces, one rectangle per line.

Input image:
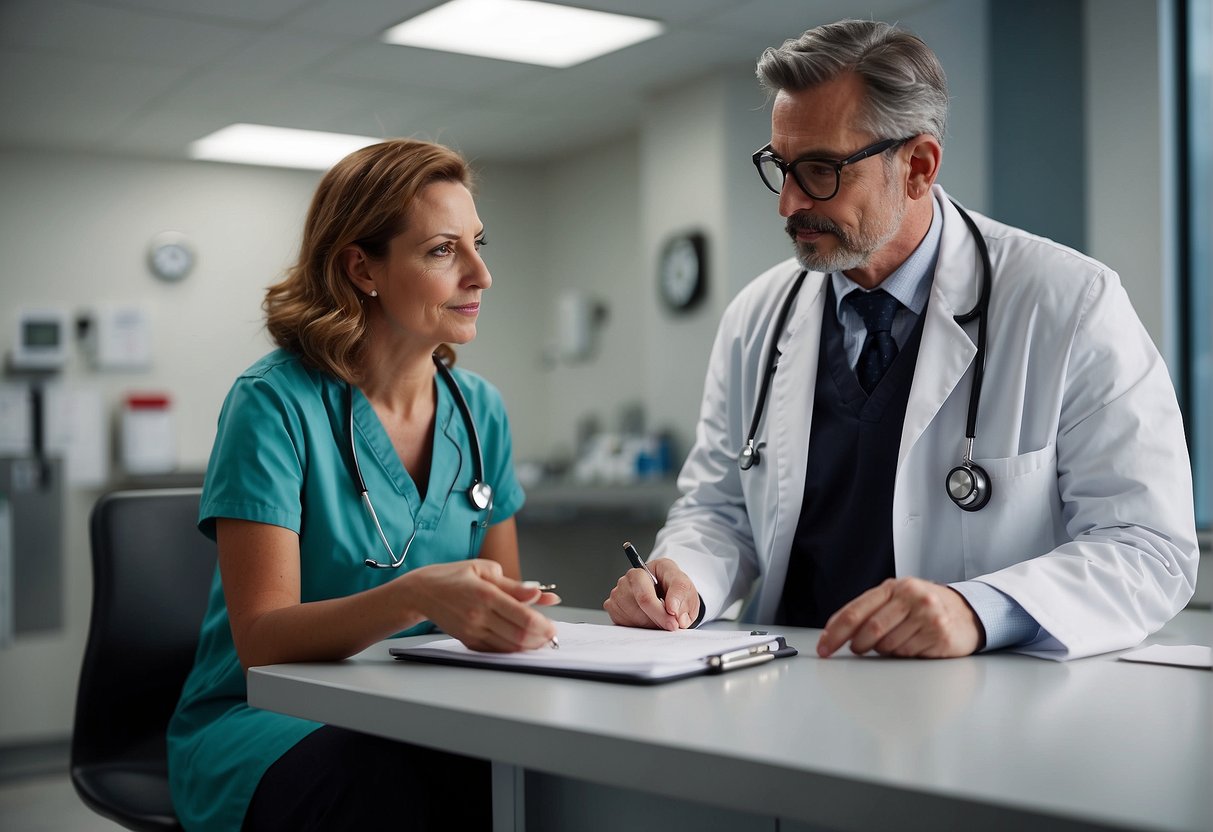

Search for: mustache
xmin=786 ymin=212 xmax=843 ymax=238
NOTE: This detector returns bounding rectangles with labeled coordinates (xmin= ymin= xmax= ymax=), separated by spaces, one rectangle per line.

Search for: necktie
xmin=846 ymin=289 xmax=901 ymax=393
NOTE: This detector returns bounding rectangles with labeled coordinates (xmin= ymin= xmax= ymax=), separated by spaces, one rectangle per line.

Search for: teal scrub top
xmin=167 ymin=349 xmax=525 ymax=832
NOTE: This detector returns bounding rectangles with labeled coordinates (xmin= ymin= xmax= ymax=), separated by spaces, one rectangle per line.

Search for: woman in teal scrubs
xmin=167 ymin=139 xmax=557 ymax=832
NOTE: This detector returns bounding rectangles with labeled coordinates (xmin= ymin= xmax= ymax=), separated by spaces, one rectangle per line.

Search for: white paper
xmin=42 ymin=385 xmax=108 ymax=486
xmin=1118 ymin=644 xmax=1212 ymax=669
xmin=0 ymin=385 xmax=31 ymax=455
xmin=393 ymin=622 xmax=789 ymax=680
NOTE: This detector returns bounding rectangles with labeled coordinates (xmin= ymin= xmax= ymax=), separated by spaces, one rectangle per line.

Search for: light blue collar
xmin=831 ymin=193 xmax=942 ymax=316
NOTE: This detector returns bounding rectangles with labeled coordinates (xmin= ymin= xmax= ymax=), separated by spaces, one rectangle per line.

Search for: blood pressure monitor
xmin=11 ymin=308 xmax=71 ymax=371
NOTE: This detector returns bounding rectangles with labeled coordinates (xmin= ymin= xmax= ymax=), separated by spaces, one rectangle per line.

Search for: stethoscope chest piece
xmin=737 ymin=440 xmax=759 ymax=471
xmin=946 ymin=438 xmax=991 ymax=512
xmin=469 ymin=481 xmax=493 ymax=511
xmin=946 ymin=461 xmax=991 ymax=511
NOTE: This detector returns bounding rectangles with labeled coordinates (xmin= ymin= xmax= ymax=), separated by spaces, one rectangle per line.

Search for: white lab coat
xmin=655 ymin=187 xmax=1198 ymax=660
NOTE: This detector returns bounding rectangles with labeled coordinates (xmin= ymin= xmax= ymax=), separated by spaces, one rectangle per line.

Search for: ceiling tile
xmin=0 ymin=0 xmax=953 ymax=164
xmin=702 ymin=0 xmax=931 ymax=36
xmin=81 ymin=0 xmax=317 ymax=25
xmin=203 ymin=29 xmax=365 ymax=78
xmin=316 ymin=41 xmax=546 ymax=96
xmin=0 ymin=0 xmax=256 ymax=67
xmin=284 ymin=0 xmax=435 ymax=38
xmin=546 ymin=0 xmax=738 ymax=25
xmin=0 ymin=48 xmax=191 ymax=149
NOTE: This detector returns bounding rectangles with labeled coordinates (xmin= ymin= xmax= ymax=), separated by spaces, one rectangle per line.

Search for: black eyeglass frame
xmin=752 ymin=137 xmax=912 ymax=201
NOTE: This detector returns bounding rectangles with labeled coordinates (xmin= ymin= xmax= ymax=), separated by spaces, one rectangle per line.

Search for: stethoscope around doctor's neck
xmin=737 ymin=199 xmax=994 ymax=512
xmin=345 ymin=354 xmax=494 ymax=568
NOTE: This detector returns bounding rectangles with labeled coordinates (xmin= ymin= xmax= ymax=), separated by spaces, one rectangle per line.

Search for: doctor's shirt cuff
xmin=950 ymin=580 xmax=1042 ymax=652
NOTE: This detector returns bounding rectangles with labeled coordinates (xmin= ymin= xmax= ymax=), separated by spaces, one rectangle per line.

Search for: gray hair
xmin=756 ymin=19 xmax=949 ymax=147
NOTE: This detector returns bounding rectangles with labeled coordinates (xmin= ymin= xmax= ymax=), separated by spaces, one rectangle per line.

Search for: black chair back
xmin=71 ymin=488 xmax=214 ymax=832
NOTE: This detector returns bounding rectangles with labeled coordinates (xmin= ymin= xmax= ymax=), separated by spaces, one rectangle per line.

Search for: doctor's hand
xmin=604 ymin=558 xmax=701 ymax=631
xmin=816 ymin=578 xmax=984 ymax=659
xmin=400 ymin=560 xmax=559 ymax=653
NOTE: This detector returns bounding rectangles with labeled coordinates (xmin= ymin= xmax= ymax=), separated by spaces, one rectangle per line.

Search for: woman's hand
xmin=399 ymin=559 xmax=559 ymax=652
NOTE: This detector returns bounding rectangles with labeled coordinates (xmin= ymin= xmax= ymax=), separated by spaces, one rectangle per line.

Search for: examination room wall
xmin=0 ymin=0 xmax=1192 ymax=748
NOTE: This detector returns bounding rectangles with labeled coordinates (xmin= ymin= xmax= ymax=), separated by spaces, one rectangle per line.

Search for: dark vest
xmin=776 ymin=283 xmax=925 ymax=628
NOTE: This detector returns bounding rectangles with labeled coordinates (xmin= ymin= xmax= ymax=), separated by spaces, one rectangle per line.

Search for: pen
xmin=521 ymin=581 xmax=560 ymax=649
xmin=622 ymin=541 xmax=663 ymax=599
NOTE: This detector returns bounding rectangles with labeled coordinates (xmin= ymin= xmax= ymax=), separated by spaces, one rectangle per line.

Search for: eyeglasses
xmin=752 ymin=137 xmax=910 ymax=201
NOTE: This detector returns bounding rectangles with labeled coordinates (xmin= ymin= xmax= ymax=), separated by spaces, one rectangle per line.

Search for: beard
xmin=786 ymin=187 xmax=906 ymax=274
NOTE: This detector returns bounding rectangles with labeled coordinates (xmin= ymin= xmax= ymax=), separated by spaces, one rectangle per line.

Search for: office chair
xmin=71 ymin=488 xmax=214 ymax=832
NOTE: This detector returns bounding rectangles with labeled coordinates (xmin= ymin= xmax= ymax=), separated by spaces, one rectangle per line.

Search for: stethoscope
xmin=347 ymin=354 xmax=493 ymax=568
xmin=737 ymin=200 xmax=993 ymax=513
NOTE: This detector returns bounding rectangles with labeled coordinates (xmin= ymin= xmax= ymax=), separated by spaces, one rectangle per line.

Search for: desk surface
xmin=249 ymin=608 xmax=1211 ymax=832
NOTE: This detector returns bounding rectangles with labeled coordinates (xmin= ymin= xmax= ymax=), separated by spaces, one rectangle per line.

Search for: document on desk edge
xmin=389 ymin=621 xmax=795 ymax=682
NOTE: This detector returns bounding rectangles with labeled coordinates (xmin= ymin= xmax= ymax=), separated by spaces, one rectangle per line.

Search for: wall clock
xmin=147 ymin=231 xmax=195 ymax=282
xmin=658 ymin=231 xmax=707 ymax=313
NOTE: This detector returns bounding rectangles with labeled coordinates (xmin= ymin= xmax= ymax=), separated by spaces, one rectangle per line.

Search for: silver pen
xmin=522 ymin=581 xmax=560 ymax=649
xmin=623 ymin=541 xmax=663 ymax=599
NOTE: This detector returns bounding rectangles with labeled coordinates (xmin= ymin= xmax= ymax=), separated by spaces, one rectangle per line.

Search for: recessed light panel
xmin=382 ymin=0 xmax=664 ymax=68
xmin=188 ymin=124 xmax=383 ymax=170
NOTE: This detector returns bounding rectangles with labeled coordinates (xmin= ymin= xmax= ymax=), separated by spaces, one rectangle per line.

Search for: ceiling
xmin=0 ymin=0 xmax=939 ymax=165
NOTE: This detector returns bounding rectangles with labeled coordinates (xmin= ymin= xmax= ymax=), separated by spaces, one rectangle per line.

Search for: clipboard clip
xmin=705 ymin=642 xmax=778 ymax=672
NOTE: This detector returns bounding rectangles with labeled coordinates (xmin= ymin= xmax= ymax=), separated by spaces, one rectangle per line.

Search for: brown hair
xmin=264 ymin=139 xmax=472 ymax=382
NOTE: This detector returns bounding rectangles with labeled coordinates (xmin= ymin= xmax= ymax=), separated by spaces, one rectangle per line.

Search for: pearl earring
xmin=369 ymin=290 xmax=378 ymax=298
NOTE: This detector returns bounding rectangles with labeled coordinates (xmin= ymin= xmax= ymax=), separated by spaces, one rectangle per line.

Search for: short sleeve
xmin=198 ymin=376 xmax=305 ymax=539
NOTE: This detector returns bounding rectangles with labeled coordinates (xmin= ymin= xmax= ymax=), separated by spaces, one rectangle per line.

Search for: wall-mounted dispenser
xmin=553 ymin=290 xmax=608 ymax=364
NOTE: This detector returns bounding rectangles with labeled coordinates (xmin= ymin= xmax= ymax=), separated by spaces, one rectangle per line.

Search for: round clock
xmin=659 ymin=232 xmax=708 ymax=315
xmin=147 ymin=231 xmax=195 ymax=282
xmin=658 ymin=232 xmax=707 ymax=313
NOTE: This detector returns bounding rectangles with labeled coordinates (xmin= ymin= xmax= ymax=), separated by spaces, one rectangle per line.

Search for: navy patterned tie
xmin=846 ymin=289 xmax=901 ymax=393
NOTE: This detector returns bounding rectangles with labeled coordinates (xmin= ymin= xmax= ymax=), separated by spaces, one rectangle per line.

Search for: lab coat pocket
xmin=960 ymin=444 xmax=1063 ymax=577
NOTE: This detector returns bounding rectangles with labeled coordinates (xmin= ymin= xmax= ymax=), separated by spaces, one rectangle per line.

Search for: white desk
xmin=248 ymin=608 xmax=1211 ymax=832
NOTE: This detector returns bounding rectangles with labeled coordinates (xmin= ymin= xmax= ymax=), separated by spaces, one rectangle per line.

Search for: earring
xmin=369 ymin=290 xmax=378 ymax=298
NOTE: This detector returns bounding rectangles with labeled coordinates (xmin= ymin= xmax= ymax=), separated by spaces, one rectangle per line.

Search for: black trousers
xmin=242 ymin=725 xmax=492 ymax=831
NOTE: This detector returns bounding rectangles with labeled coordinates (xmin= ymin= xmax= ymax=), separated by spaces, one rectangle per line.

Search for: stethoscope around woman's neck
xmin=346 ymin=354 xmax=493 ymax=568
xmin=738 ymin=199 xmax=994 ymax=512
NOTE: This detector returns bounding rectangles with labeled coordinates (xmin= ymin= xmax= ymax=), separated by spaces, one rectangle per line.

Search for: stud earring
xmin=369 ymin=290 xmax=378 ymax=298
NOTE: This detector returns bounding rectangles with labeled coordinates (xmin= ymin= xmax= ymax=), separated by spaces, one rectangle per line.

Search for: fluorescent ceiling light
xmin=188 ymin=124 xmax=382 ymax=170
xmin=382 ymin=0 xmax=664 ymax=68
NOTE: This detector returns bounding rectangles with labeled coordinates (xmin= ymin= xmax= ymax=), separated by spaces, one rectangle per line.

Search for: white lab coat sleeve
xmin=652 ymin=298 xmax=763 ymax=622
xmin=976 ymin=268 xmax=1198 ymax=660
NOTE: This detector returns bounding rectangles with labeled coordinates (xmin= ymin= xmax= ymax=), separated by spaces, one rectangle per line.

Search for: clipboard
xmin=389 ymin=621 xmax=797 ymax=685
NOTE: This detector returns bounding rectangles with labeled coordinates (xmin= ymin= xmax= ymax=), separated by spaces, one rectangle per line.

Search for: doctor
xmin=605 ymin=19 xmax=1197 ymax=660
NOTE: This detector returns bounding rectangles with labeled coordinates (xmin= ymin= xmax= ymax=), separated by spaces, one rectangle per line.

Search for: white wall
xmin=0 ymin=152 xmax=320 ymax=468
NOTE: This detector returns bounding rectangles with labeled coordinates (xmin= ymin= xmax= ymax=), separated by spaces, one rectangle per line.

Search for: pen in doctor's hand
xmin=521 ymin=581 xmax=560 ymax=649
xmin=623 ymin=541 xmax=664 ymax=600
